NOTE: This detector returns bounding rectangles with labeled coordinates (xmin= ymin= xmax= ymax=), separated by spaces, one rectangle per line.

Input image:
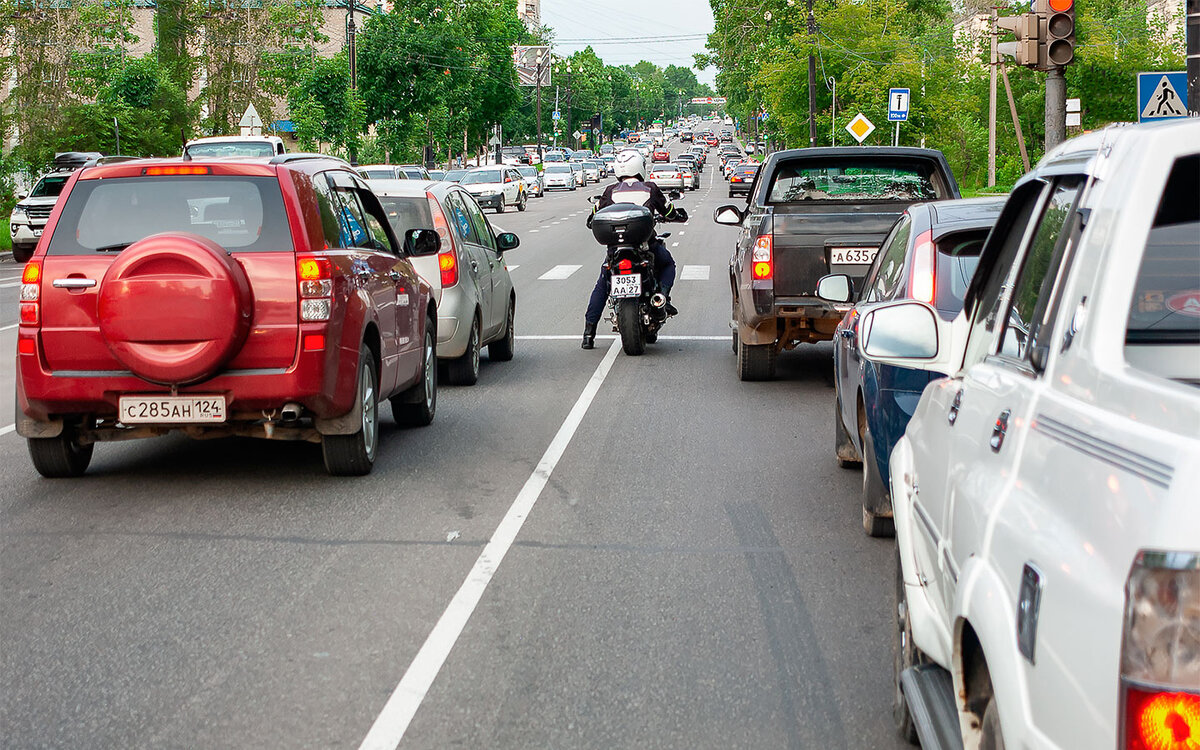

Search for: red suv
xmin=16 ymin=154 xmax=440 ymax=477
xmin=652 ymin=148 xmax=670 ymax=163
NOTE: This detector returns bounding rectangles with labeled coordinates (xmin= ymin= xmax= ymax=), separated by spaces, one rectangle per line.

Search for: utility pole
xmin=347 ymin=0 xmax=358 ymax=165
xmin=1189 ymin=0 xmax=1199 ymax=115
xmin=989 ymin=8 xmax=998 ymax=187
xmin=807 ymin=0 xmax=817 ymax=146
xmin=1045 ymin=67 xmax=1066 ymax=151
xmin=535 ymin=52 xmax=545 ymax=164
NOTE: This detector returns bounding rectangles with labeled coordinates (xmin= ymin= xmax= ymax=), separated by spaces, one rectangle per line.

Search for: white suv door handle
xmin=52 ymin=278 xmax=97 ymax=289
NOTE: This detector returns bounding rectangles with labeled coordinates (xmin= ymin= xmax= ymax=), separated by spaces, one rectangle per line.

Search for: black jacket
xmin=596 ymin=178 xmax=673 ymax=218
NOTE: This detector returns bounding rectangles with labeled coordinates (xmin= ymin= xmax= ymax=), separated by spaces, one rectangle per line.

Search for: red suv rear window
xmin=46 ymin=175 xmax=294 ymax=255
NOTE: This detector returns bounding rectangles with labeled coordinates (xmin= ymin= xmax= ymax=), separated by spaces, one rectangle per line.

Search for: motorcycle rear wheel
xmin=616 ymin=299 xmax=646 ymax=356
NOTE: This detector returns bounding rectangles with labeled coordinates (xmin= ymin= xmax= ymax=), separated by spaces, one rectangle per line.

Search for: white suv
xmin=458 ymin=167 xmax=527 ymax=213
xmin=856 ymin=120 xmax=1199 ymax=749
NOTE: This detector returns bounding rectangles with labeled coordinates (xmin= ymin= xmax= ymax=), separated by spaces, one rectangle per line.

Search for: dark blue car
xmin=821 ymin=197 xmax=1005 ymax=536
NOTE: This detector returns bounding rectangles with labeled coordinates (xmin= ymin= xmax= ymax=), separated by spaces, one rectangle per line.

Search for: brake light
xmin=142 ymin=165 xmax=211 ymax=176
xmin=617 ymin=259 xmax=633 ymax=274
xmin=751 ymin=235 xmax=773 ymax=280
xmin=297 ymin=256 xmax=332 ymax=321
xmin=20 ymin=260 xmax=40 ymax=326
xmin=427 ymin=192 xmax=459 ymax=287
xmin=1120 ymin=551 xmax=1200 ymax=750
xmin=910 ymin=230 xmax=935 ymax=304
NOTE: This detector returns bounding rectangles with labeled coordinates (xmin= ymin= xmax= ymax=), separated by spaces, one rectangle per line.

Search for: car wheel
xmin=518 ymin=193 xmax=527 ymax=212
xmin=980 ymin=696 xmax=1006 ymax=750
xmin=495 ymin=199 xmax=505 ymax=214
xmin=28 ymin=426 xmax=94 ymax=478
xmin=488 ymin=298 xmax=515 ymax=361
xmin=894 ymin=544 xmax=928 ymax=743
xmin=736 ymin=336 xmax=776 ymax=381
xmin=862 ymin=428 xmax=896 ymax=537
xmin=392 ymin=319 xmax=438 ymax=427
xmin=12 ymin=244 xmax=34 ymax=263
xmin=322 ymin=344 xmax=378 ymax=476
xmin=445 ymin=315 xmax=481 ymax=386
xmin=835 ymin=398 xmax=862 ymax=468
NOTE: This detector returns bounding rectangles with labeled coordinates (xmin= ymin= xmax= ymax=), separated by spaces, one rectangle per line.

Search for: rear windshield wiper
xmin=94 ymin=242 xmax=135 ymax=253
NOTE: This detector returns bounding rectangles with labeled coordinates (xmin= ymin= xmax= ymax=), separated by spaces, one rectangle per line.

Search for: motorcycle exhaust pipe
xmin=650 ymin=293 xmax=668 ymax=308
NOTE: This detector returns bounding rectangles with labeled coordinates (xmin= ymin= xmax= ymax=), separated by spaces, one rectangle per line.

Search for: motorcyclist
xmin=582 ymin=150 xmax=686 ymax=350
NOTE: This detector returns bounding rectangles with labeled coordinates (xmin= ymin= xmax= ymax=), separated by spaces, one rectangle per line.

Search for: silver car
xmin=581 ymin=161 xmax=603 ymax=183
xmin=648 ymin=163 xmax=685 ymax=192
xmin=542 ymin=163 xmax=577 ymax=191
xmin=369 ymin=180 xmax=518 ymax=385
xmin=569 ymin=162 xmax=586 ymax=187
xmin=515 ymin=165 xmax=543 ymax=197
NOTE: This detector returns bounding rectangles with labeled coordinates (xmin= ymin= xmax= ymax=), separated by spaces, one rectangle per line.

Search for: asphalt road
xmin=0 ymin=145 xmax=907 ymax=749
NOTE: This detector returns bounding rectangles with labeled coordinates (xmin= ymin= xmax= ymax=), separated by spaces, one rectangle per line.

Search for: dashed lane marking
xmin=538 ymin=264 xmax=582 ymax=280
xmin=680 ymin=265 xmax=710 ymax=281
xmin=0 ymin=424 xmax=13 ymax=437
xmin=506 ymin=265 xmax=520 ymax=271
xmin=671 ymin=242 xmax=679 ymax=247
xmin=357 ymin=339 xmax=622 ymax=750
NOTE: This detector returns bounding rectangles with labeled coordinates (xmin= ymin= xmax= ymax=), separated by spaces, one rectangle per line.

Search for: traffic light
xmin=996 ymin=13 xmax=1042 ymax=68
xmin=1038 ymin=0 xmax=1076 ymax=68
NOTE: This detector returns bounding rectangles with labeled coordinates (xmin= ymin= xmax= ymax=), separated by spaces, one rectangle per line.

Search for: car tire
xmin=322 ymin=345 xmax=378 ymax=476
xmin=445 ymin=315 xmax=481 ymax=386
xmin=836 ymin=398 xmax=862 ymax=469
xmin=488 ymin=299 xmax=515 ymax=362
xmin=12 ymin=244 xmax=34 ymax=263
xmin=28 ymin=427 xmax=94 ymax=478
xmin=392 ymin=319 xmax=437 ymax=427
xmin=980 ymin=696 xmax=1006 ymax=750
xmin=736 ymin=336 xmax=775 ymax=381
xmin=893 ymin=544 xmax=928 ymax=744
xmin=862 ymin=428 xmax=896 ymax=537
xmin=517 ymin=193 xmax=527 ymax=212
xmin=496 ymin=199 xmax=505 ymax=214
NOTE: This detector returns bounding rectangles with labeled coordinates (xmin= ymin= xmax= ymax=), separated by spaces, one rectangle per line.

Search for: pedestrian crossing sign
xmin=1137 ymin=71 xmax=1188 ymax=122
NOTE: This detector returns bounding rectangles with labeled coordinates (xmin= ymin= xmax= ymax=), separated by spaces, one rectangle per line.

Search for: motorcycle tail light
xmin=1120 ymin=550 xmax=1200 ymax=750
xmin=617 ymin=259 xmax=633 ymax=274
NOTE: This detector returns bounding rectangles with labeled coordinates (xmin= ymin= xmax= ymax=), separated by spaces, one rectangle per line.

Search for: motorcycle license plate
xmin=610 ymin=274 xmax=642 ymax=299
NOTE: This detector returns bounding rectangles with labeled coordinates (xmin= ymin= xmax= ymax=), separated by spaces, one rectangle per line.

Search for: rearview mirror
xmin=713 ymin=204 xmax=743 ymax=225
xmin=404 ymin=228 xmax=441 ymax=256
xmin=860 ymin=302 xmax=939 ymax=360
xmin=816 ymin=274 xmax=852 ymax=304
xmin=495 ymin=232 xmax=519 ymax=252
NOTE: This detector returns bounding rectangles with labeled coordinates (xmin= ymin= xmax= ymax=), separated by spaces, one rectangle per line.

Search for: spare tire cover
xmin=98 ymin=233 xmax=254 ymax=385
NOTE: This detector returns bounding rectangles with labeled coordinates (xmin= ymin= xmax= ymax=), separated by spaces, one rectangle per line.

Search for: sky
xmin=540 ymin=0 xmax=717 ymax=87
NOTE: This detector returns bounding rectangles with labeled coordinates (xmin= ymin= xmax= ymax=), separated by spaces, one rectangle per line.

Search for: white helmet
xmin=613 ymin=149 xmax=646 ymax=180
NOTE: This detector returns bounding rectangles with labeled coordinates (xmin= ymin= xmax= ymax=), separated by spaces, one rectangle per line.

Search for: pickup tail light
xmin=751 ymin=235 xmax=773 ymax=280
xmin=297 ymin=256 xmax=332 ymax=322
xmin=910 ymin=230 xmax=936 ymax=304
xmin=1120 ymin=550 xmax=1200 ymax=750
xmin=19 ymin=260 xmax=41 ymax=326
xmin=427 ymin=192 xmax=459 ymax=287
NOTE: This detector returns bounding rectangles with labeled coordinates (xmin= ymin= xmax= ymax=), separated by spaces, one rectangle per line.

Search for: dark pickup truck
xmin=714 ymin=147 xmax=960 ymax=380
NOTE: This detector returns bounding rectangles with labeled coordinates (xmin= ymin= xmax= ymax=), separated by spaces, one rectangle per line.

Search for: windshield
xmin=517 ymin=167 xmax=537 ymax=177
xmin=461 ymin=170 xmax=503 ymax=185
xmin=767 ymin=158 xmax=942 ymax=203
xmin=546 ymin=165 xmax=571 ymax=173
xmin=443 ymin=170 xmax=467 ymax=181
xmin=360 ymin=169 xmax=398 ymax=180
xmin=379 ymin=196 xmax=433 ymax=236
xmin=31 ymin=175 xmax=70 ymax=198
xmin=185 ymin=141 xmax=275 ymax=158
xmin=46 ymin=175 xmax=292 ymax=254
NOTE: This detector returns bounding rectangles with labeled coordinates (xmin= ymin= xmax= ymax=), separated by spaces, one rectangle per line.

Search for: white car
xmin=515 ymin=166 xmax=543 ymax=197
xmin=851 ymin=120 xmax=1200 ymax=750
xmin=647 ymin=164 xmax=685 ymax=192
xmin=183 ymin=134 xmax=286 ymax=158
xmin=542 ymin=163 xmax=577 ymax=191
xmin=581 ymin=161 xmax=603 ymax=183
xmin=458 ymin=167 xmax=527 ymax=213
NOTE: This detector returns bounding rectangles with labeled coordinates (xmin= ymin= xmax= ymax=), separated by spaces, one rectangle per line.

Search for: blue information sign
xmin=1137 ymin=72 xmax=1188 ymax=122
xmin=888 ymin=88 xmax=910 ymax=122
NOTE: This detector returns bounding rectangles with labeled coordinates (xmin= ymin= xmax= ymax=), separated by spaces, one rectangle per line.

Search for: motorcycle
xmin=588 ymin=194 xmax=688 ymax=356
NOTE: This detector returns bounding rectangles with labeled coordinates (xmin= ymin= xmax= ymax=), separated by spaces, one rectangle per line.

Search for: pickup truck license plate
xmin=830 ymin=246 xmax=878 ymax=265
xmin=610 ymin=274 xmax=642 ymax=298
xmin=119 ymin=395 xmax=226 ymax=424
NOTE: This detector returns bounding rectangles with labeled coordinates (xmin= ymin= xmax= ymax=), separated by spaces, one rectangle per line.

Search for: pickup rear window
xmin=767 ymin=157 xmax=943 ymax=203
xmin=46 ymin=175 xmax=294 ymax=255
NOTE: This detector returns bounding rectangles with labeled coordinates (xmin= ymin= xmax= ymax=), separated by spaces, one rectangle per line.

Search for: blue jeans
xmin=585 ymin=239 xmax=676 ymax=325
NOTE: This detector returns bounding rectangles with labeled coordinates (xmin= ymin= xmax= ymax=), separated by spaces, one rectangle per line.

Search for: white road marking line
xmin=357 ymin=339 xmax=622 ymax=750
xmin=530 ymin=229 xmax=539 ymax=233
xmin=0 ymin=281 xmax=21 ymax=289
xmin=0 ymin=275 xmax=22 ymax=282
xmin=678 ymin=231 xmax=685 ymax=235
xmin=505 ymin=265 xmax=520 ymax=271
xmin=0 ymin=323 xmax=17 ymax=332
xmin=0 ymin=424 xmax=14 ymax=437
xmin=680 ymin=265 xmax=710 ymax=281
xmin=538 ymin=264 xmax=582 ymax=280
xmin=671 ymin=242 xmax=679 ymax=247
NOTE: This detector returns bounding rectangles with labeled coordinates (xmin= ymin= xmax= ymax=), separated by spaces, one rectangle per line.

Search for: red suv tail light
xmin=909 ymin=230 xmax=935 ymax=304
xmin=297 ymin=256 xmax=332 ymax=321
xmin=751 ymin=235 xmax=773 ymax=280
xmin=1120 ymin=551 xmax=1200 ymax=750
xmin=19 ymin=261 xmax=41 ymax=326
xmin=427 ymin=192 xmax=459 ymax=287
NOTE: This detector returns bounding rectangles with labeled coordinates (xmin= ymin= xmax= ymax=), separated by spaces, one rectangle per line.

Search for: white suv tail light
xmin=1119 ymin=550 xmax=1200 ymax=750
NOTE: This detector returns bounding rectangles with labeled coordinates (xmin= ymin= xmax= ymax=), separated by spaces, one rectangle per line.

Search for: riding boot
xmin=581 ymin=321 xmax=597 ymax=350
xmin=661 ymin=285 xmax=679 ymax=317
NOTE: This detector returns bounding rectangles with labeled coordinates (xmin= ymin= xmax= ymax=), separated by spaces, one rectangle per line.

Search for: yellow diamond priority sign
xmin=846 ymin=113 xmax=875 ymax=144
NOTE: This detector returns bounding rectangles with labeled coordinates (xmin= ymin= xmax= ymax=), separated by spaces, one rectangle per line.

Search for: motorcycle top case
xmin=591 ymin=204 xmax=655 ymax=246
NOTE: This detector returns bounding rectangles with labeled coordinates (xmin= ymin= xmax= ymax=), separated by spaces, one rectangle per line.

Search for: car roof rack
xmin=268 ymin=153 xmax=352 ymax=167
xmin=82 ymin=155 xmax=144 ymax=168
